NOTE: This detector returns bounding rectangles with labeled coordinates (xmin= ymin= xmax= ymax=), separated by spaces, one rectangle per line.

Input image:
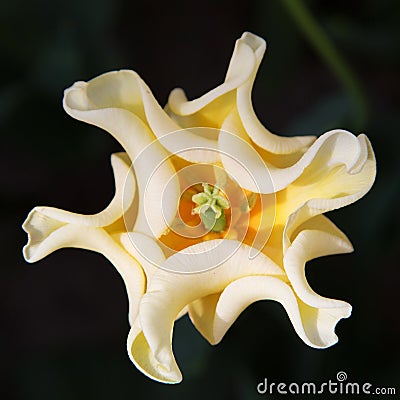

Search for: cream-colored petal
xmin=282 ymin=133 xmax=376 ymax=244
xmin=126 ymin=305 xmax=188 ymax=384
xmin=127 ymin=319 xmax=182 ymax=384
xmin=190 ymin=276 xmax=350 ymax=348
xmin=22 ymin=152 xmax=145 ymax=323
xmin=260 ymin=132 xmax=374 ymax=267
xmin=167 ymin=32 xmax=314 ymax=156
xmin=22 ymin=151 xmax=135 ymax=260
xmin=188 ymin=293 xmax=220 ymax=345
xmin=65 ymin=69 xmax=218 ymax=164
xmin=64 ymin=71 xmax=151 ymax=162
xmin=235 ymin=34 xmax=315 ymax=154
xmin=167 ymin=34 xmax=256 ymax=117
xmin=116 ymin=232 xmax=165 ymax=282
xmin=141 ymin=85 xmax=221 ymax=163
xmin=218 ymin=120 xmax=275 ymax=193
xmin=23 ymin=153 xmax=135 ymax=230
xmin=283 ymin=215 xmax=353 ymax=309
xmin=23 ymin=220 xmax=144 ymax=325
xmin=63 ymin=71 xmax=180 ymax=238
xmin=220 ymin=113 xmax=374 ymax=194
xmin=273 ymin=135 xmax=375 ymax=309
xmin=137 ymin=73 xmax=220 ymax=163
xmin=137 ymin=239 xmax=284 ymax=378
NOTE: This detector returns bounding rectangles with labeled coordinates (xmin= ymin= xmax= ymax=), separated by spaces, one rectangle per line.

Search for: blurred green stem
xmin=282 ymin=0 xmax=368 ymax=130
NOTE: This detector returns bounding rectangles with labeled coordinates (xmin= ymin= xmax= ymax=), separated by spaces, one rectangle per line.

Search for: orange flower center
xmin=159 ymin=183 xmax=263 ymax=253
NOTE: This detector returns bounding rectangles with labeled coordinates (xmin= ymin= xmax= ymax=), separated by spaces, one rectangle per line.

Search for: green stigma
xmin=192 ymin=183 xmax=229 ymax=232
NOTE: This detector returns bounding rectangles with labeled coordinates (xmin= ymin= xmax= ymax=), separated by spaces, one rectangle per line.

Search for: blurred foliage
xmin=1 ymin=0 xmax=399 ymax=399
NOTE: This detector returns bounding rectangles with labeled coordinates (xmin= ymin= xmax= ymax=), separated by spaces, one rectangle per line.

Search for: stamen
xmin=192 ymin=184 xmax=229 ymax=232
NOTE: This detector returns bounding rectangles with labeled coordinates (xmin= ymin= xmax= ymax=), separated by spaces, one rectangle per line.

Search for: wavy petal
xmin=220 ymin=113 xmax=374 ymax=193
xmin=24 ymin=153 xmax=134 ymax=231
xmin=235 ymin=33 xmax=315 ymax=154
xmin=63 ymin=71 xmax=180 ymax=237
xmin=117 ymin=232 xmax=165 ymax=282
xmin=218 ymin=118 xmax=275 ymax=193
xmin=64 ymin=69 xmax=219 ymax=163
xmin=24 ymin=222 xmax=144 ymax=324
xmin=167 ymin=32 xmax=314 ymax=157
xmin=134 ymin=240 xmax=284 ymax=381
xmin=283 ymin=215 xmax=353 ymax=310
xmin=22 ymin=153 xmax=144 ymax=323
xmin=190 ymin=276 xmax=351 ymax=347
xmin=23 ymin=152 xmax=135 ymax=258
xmin=258 ymin=131 xmax=375 ymax=267
xmin=167 ymin=34 xmax=256 ymax=122
xmin=270 ymin=135 xmax=375 ymax=310
xmin=64 ymin=71 xmax=151 ymax=161
xmin=282 ymin=133 xmax=376 ymax=245
xmin=188 ymin=293 xmax=220 ymax=345
xmin=127 ymin=319 xmax=182 ymax=384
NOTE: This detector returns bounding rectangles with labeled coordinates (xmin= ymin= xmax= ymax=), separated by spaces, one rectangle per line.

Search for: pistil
xmin=192 ymin=184 xmax=229 ymax=232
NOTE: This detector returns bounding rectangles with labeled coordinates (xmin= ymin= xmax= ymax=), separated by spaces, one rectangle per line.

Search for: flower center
xmin=158 ymin=184 xmax=229 ymax=252
xmin=191 ymin=183 xmax=229 ymax=232
xmin=159 ymin=178 xmax=263 ymax=254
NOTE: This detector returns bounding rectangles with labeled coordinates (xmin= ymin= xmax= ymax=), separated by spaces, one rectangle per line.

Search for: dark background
xmin=1 ymin=0 xmax=399 ymax=399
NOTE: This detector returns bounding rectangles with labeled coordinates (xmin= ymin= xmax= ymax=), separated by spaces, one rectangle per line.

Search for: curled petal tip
xmin=22 ymin=207 xmax=66 ymax=263
xmin=127 ymin=327 xmax=182 ymax=384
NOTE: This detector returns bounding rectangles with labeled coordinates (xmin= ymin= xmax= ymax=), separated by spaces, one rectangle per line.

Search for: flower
xmin=22 ymin=32 xmax=376 ymax=384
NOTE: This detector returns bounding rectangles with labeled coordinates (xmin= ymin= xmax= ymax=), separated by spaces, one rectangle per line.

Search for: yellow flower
xmin=22 ymin=32 xmax=376 ymax=384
